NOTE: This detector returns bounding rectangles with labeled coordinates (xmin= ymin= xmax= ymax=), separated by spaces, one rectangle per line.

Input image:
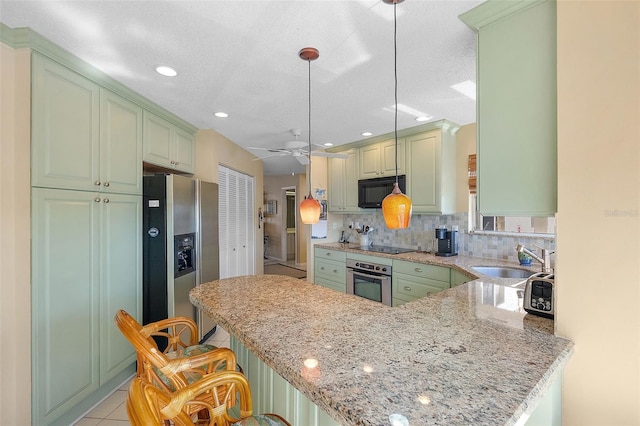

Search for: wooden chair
xmin=126 ymin=371 xmax=291 ymax=426
xmin=115 ymin=309 xmax=239 ymax=417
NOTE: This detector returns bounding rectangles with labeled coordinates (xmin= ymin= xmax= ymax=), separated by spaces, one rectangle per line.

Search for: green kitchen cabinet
xmin=327 ymin=150 xmax=361 ymax=213
xmin=358 ymin=138 xmax=405 ymax=179
xmin=314 ymin=248 xmax=347 ymax=292
xmin=31 ymin=54 xmax=143 ymax=195
xmin=392 ymin=260 xmax=451 ymax=306
xmin=451 ymin=268 xmax=474 ymax=287
xmin=405 ymin=128 xmax=456 ymax=214
xmin=143 ymin=110 xmax=195 ymax=174
xmin=460 ymin=0 xmax=557 ymax=216
xmin=31 ymin=187 xmax=141 ymax=425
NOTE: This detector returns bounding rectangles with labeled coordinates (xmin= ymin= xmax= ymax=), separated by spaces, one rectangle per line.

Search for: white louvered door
xmin=218 ymin=166 xmax=255 ymax=279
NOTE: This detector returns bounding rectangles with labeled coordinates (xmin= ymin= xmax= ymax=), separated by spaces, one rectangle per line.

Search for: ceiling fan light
xmin=300 ymin=194 xmax=321 ymax=224
xmin=382 ymin=183 xmax=412 ymax=229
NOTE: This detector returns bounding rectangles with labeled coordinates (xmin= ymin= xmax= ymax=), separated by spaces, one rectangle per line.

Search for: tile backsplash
xmin=339 ymin=212 xmax=555 ymax=263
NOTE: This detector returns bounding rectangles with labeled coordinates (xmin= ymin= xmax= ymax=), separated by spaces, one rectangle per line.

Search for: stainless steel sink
xmin=471 ymin=266 xmax=534 ymax=279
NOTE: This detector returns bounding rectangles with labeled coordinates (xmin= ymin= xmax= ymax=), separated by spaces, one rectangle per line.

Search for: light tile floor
xmin=73 ymin=326 xmax=231 ymax=425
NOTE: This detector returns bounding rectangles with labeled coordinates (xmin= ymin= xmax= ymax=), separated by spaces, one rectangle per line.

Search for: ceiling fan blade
xmin=296 ymin=155 xmax=310 ymax=165
xmin=310 ymin=151 xmax=348 ymax=159
xmin=247 ymin=146 xmax=291 ymax=153
xmin=251 ymin=153 xmax=289 ymax=161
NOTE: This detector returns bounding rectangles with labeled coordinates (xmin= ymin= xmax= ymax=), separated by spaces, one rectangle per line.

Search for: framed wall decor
xmin=265 ymin=200 xmax=277 ymax=215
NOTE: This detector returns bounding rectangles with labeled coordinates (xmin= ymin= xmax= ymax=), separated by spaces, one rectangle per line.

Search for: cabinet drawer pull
xmin=414 ymin=267 xmax=423 ymax=273
xmin=320 ymin=266 xmax=325 ymax=270
xmin=332 ymin=269 xmax=338 ymax=273
xmin=404 ymin=286 xmax=412 ymax=291
xmin=325 ymin=252 xmax=331 ymax=256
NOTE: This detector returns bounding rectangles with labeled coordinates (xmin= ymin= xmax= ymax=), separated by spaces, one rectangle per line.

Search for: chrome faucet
xmin=516 ymin=244 xmax=554 ymax=273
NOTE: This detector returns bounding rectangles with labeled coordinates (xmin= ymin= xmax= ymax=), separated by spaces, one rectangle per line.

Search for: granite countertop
xmin=190 ymin=251 xmax=573 ymax=426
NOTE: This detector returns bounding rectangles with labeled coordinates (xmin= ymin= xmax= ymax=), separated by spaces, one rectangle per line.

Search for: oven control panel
xmin=346 ymin=259 xmax=392 ymax=275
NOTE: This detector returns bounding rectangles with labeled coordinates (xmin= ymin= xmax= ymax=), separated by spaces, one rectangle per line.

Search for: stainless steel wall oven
xmin=346 ymin=259 xmax=392 ymax=306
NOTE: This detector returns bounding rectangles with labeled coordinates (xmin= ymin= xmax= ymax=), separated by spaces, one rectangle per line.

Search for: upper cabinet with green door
xmin=405 ymin=125 xmax=457 ymax=215
xmin=143 ymin=110 xmax=195 ymax=174
xmin=31 ymin=53 xmax=143 ymax=195
xmin=460 ymin=0 xmax=557 ymax=216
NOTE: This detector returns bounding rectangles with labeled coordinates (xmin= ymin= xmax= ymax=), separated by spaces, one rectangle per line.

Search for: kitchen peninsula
xmin=190 ymin=262 xmax=573 ymax=426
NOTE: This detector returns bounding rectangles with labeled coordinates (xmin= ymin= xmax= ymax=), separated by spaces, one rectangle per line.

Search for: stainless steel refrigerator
xmin=143 ymin=174 xmax=219 ymax=344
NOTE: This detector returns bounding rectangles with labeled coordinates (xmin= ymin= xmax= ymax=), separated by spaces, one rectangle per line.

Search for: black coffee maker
xmin=435 ymin=227 xmax=458 ymax=257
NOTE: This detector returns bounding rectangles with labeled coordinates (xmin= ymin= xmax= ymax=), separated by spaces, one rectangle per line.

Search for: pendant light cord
xmin=393 ymin=2 xmax=399 ymax=185
xmin=307 ymin=57 xmax=312 ymax=196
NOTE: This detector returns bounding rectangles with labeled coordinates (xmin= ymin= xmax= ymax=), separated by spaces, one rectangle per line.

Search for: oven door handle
xmin=347 ymin=268 xmax=389 ymax=280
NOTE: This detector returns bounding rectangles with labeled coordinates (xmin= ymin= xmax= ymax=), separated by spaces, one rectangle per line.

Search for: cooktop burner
xmin=361 ymin=245 xmax=414 ymax=255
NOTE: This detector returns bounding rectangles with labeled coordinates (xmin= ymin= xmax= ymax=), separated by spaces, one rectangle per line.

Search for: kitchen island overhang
xmin=190 ymin=274 xmax=573 ymax=426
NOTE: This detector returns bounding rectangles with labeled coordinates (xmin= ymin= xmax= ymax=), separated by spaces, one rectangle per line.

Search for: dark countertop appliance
xmin=435 ymin=227 xmax=458 ymax=257
xmin=358 ymin=175 xmax=406 ymax=208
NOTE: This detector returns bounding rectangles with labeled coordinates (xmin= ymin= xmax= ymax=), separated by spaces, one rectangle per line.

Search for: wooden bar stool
xmin=115 ymin=309 xmax=240 ymax=419
xmin=126 ymin=371 xmax=291 ymax=426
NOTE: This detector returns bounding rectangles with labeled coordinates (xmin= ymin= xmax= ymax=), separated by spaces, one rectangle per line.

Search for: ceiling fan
xmin=248 ymin=129 xmax=347 ymax=165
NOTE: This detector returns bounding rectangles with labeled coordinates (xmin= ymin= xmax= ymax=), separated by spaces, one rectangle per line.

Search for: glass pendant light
xmin=381 ymin=0 xmax=412 ymax=229
xmin=298 ymin=47 xmax=322 ymax=225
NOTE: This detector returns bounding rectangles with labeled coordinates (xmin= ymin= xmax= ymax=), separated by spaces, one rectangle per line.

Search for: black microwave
xmin=358 ymin=175 xmax=406 ymax=208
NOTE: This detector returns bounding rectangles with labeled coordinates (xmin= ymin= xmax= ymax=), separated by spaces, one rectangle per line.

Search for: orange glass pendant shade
xmin=382 ymin=183 xmax=412 ymax=229
xmin=300 ymin=193 xmax=321 ymax=224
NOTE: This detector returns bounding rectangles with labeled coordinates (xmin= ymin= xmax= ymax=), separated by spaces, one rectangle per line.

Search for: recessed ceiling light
xmin=361 ymin=132 xmax=373 ymax=137
xmin=415 ymin=116 xmax=431 ymax=122
xmin=451 ymin=79 xmax=476 ymax=100
xmin=214 ymin=112 xmax=229 ymax=118
xmin=155 ymin=65 xmax=177 ymax=77
xmin=323 ymin=142 xmax=333 ymax=147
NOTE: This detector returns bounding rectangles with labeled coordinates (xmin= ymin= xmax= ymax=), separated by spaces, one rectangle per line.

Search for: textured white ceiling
xmin=0 ymin=0 xmax=482 ymax=175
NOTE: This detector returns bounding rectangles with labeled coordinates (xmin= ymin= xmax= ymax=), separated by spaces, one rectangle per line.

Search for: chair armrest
xmin=161 ymin=371 xmax=253 ymax=420
xmin=159 ymin=347 xmax=237 ymax=378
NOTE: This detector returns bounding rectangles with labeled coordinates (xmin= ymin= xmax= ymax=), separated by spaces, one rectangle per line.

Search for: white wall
xmin=0 ymin=43 xmax=32 ymax=423
xmin=557 ymin=1 xmax=640 ymax=424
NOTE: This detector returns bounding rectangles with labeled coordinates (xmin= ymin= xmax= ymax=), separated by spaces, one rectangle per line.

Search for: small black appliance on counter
xmin=435 ymin=227 xmax=458 ymax=257
xmin=524 ymin=273 xmax=555 ymax=318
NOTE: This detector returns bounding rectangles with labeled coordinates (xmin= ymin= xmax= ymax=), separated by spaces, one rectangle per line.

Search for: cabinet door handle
xmin=94 ymin=197 xmax=101 ymax=203
xmin=94 ymin=181 xmax=101 ymax=186
xmin=103 ymin=182 xmax=110 ymax=187
xmin=320 ymin=266 xmax=325 ymax=270
xmin=170 ymin=160 xmax=176 ymax=165
xmin=404 ymin=286 xmax=412 ymax=291
xmin=414 ymin=268 xmax=423 ymax=273
xmin=332 ymin=269 xmax=338 ymax=273
xmin=103 ymin=198 xmax=109 ymax=203
xmin=326 ymin=252 xmax=331 ymax=256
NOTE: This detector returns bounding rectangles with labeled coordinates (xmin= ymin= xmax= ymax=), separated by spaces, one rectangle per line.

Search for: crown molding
xmin=325 ymin=119 xmax=461 ymax=152
xmin=0 ymin=22 xmax=198 ymax=133
xmin=459 ymin=0 xmax=550 ymax=31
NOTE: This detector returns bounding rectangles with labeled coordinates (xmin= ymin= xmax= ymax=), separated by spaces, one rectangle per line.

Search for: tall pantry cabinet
xmin=30 ymin=52 xmax=142 ymax=425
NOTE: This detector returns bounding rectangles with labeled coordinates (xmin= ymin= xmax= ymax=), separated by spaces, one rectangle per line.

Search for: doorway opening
xmin=285 ymin=188 xmax=296 ymax=262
